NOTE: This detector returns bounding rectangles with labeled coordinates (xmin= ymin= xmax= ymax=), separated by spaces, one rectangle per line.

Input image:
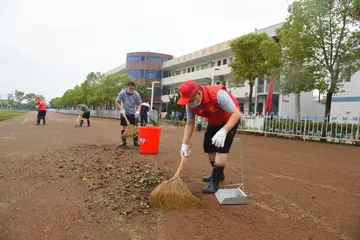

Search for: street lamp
xmin=211 ymin=68 xmax=221 ymax=85
xmin=150 ymin=81 xmax=159 ymax=110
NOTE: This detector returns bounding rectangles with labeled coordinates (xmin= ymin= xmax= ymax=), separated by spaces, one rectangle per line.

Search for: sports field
xmin=0 ymin=111 xmax=359 ymax=240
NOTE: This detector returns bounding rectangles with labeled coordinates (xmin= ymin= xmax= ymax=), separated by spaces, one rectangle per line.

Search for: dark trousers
xmin=37 ymin=110 xmax=47 ymax=124
xmin=140 ymin=114 xmax=148 ymax=126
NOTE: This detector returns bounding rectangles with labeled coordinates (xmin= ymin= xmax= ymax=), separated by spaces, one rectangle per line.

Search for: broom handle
xmin=172 ymin=143 xmax=192 ymax=179
xmin=120 ymin=99 xmax=131 ymax=125
xmin=122 ymin=112 xmax=130 ymax=125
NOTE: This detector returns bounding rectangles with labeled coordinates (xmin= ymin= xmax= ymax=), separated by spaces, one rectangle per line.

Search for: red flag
xmin=265 ymin=75 xmax=275 ymax=113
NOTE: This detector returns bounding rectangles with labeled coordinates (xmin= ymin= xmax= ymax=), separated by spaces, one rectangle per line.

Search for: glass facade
xmin=148 ymin=56 xmax=163 ymax=62
xmin=127 ymin=56 xmax=163 ymax=63
xmin=145 ymin=70 xmax=162 ymax=79
xmin=126 ymin=70 xmax=144 ymax=79
xmin=127 ymin=56 xmax=145 ymax=62
xmin=126 ymin=69 xmax=162 ymax=80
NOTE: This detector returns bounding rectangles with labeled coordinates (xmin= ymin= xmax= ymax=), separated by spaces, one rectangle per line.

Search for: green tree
xmin=135 ymin=84 xmax=151 ymax=102
xmin=24 ymin=93 xmax=37 ymax=105
xmin=277 ymin=0 xmax=360 ymax=116
xmin=49 ymin=97 xmax=63 ymax=108
xmin=97 ymin=73 xmax=133 ymax=105
xmin=7 ymin=93 xmax=15 ymax=106
xmin=166 ymin=93 xmax=185 ymax=119
xmin=51 ymin=71 xmax=155 ymax=109
xmin=14 ymin=90 xmax=25 ymax=104
xmin=81 ymin=72 xmax=104 ymax=105
xmin=355 ymin=0 xmax=360 ymax=19
xmin=229 ymin=33 xmax=281 ymax=113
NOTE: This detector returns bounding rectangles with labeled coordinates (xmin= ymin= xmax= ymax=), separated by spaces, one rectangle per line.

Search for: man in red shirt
xmin=177 ymin=80 xmax=241 ymax=194
xmin=35 ymin=96 xmax=47 ymax=125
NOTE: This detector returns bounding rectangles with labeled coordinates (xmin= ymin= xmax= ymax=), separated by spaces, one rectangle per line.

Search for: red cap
xmin=177 ymin=80 xmax=200 ymax=105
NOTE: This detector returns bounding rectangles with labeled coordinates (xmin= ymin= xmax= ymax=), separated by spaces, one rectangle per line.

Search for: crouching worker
xmin=177 ymin=80 xmax=241 ymax=194
xmin=77 ymin=104 xmax=91 ymax=127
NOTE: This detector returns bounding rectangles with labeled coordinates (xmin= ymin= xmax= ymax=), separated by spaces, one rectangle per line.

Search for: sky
xmin=0 ymin=0 xmax=293 ymax=101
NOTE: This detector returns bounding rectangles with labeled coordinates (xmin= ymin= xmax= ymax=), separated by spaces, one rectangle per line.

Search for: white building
xmin=104 ymin=22 xmax=359 ymax=119
xmin=161 ymin=22 xmax=324 ymax=116
xmin=330 ymin=71 xmax=360 ymax=118
xmin=161 ymin=23 xmax=283 ymax=113
xmin=104 ymin=63 xmax=126 ymax=76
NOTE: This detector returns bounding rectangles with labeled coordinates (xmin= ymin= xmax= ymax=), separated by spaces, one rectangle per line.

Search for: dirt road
xmin=0 ymin=111 xmax=359 ymax=240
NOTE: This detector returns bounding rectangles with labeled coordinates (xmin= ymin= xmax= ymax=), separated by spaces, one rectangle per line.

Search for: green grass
xmin=0 ymin=110 xmax=27 ymax=121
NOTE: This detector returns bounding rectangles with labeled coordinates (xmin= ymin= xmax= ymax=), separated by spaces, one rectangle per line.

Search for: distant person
xmin=140 ymin=101 xmax=150 ymax=126
xmin=115 ymin=81 xmax=142 ymax=147
xmin=170 ymin=111 xmax=175 ymax=122
xmin=35 ymin=96 xmax=47 ymax=125
xmin=77 ymin=104 xmax=91 ymax=127
xmin=175 ymin=111 xmax=180 ymax=125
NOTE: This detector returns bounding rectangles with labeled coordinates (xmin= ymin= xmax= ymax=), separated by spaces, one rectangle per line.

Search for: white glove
xmin=211 ymin=128 xmax=227 ymax=148
xmin=135 ymin=111 xmax=140 ymax=118
xmin=180 ymin=143 xmax=190 ymax=157
xmin=120 ymin=109 xmax=126 ymax=115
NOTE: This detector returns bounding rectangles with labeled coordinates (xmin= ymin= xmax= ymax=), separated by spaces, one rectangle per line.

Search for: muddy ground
xmin=0 ymin=112 xmax=359 ymax=240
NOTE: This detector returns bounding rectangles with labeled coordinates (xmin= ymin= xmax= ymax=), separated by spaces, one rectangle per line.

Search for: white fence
xmin=57 ymin=109 xmax=360 ymax=145
xmin=236 ymin=112 xmax=360 ymax=145
xmin=58 ymin=109 xmax=159 ymax=122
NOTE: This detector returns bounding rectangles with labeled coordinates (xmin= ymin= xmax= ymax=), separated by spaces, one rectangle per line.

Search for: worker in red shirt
xmin=35 ymin=96 xmax=47 ymax=125
xmin=177 ymin=80 xmax=241 ymax=194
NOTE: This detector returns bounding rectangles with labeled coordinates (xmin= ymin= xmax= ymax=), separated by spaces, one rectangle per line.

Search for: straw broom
xmin=74 ymin=115 xmax=81 ymax=128
xmin=149 ymin=143 xmax=200 ymax=210
xmin=147 ymin=113 xmax=159 ymax=126
xmin=121 ymin=113 xmax=139 ymax=138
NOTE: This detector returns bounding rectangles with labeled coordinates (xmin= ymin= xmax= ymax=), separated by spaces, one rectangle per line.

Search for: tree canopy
xmin=277 ymin=0 xmax=360 ymax=116
xmin=49 ymin=72 xmax=152 ymax=109
xmin=229 ymin=32 xmax=281 ymax=113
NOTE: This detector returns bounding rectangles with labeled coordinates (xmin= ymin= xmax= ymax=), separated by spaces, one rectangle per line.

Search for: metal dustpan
xmin=215 ymin=184 xmax=248 ymax=205
xmin=215 ymin=138 xmax=248 ymax=205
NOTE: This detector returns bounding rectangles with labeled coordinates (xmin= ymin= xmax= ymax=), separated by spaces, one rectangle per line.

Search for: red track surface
xmin=0 ymin=112 xmax=359 ymax=240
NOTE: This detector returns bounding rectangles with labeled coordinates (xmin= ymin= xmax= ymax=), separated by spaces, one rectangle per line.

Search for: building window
xmin=191 ymin=67 xmax=195 ymax=72
xmin=126 ymin=69 xmax=145 ymax=78
xmin=148 ymin=56 xmax=163 ymax=63
xmin=187 ymin=68 xmax=191 ymax=73
xmin=217 ymin=60 xmax=221 ymax=66
xmin=223 ymin=59 xmax=227 ymax=65
xmin=145 ymin=70 xmax=162 ymax=79
xmin=202 ymin=63 xmax=209 ymax=69
xmin=154 ymin=87 xmax=161 ymax=97
xmin=127 ymin=56 xmax=145 ymax=62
